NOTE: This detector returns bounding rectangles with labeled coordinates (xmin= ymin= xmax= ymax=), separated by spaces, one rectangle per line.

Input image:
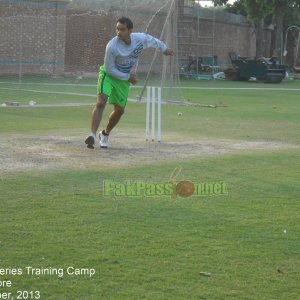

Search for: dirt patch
xmin=0 ymin=129 xmax=298 ymax=175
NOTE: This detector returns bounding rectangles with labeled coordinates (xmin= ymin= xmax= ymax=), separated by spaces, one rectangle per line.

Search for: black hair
xmin=117 ymin=16 xmax=133 ymax=30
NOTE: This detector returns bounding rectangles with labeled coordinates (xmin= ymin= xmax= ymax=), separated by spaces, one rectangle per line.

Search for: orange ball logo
xmin=175 ymin=180 xmax=195 ymax=198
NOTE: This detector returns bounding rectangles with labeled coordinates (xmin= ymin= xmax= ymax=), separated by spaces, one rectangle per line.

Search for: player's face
xmin=116 ymin=22 xmax=132 ymax=43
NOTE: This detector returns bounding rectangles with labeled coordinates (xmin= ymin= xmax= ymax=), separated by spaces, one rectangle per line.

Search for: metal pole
xmin=138 ymin=0 xmax=175 ymax=101
xmin=283 ymin=25 xmax=300 ymax=65
xmin=18 ymin=16 xmax=23 ymax=83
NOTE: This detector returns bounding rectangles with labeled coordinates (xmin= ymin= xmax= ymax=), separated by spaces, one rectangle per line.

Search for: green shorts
xmin=97 ymin=65 xmax=130 ymax=108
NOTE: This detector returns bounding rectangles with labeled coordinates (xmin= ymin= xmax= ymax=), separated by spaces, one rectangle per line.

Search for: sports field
xmin=0 ymin=77 xmax=299 ymax=299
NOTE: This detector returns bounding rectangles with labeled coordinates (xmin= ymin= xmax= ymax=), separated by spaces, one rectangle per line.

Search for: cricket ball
xmin=175 ymin=180 xmax=195 ymax=197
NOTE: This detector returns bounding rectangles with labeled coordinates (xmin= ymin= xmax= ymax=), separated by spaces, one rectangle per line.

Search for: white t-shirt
xmin=104 ymin=33 xmax=167 ymax=80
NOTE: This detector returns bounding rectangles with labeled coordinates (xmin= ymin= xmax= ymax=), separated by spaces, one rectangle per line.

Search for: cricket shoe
xmin=99 ymin=130 xmax=109 ymax=148
xmin=85 ymin=135 xmax=95 ymax=149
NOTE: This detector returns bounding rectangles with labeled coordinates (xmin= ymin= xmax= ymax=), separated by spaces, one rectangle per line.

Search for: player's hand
xmin=163 ymin=48 xmax=174 ymax=56
xmin=129 ymin=74 xmax=138 ymax=85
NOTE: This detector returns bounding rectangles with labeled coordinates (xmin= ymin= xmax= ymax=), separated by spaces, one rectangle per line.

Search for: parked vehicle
xmin=224 ymin=52 xmax=286 ymax=83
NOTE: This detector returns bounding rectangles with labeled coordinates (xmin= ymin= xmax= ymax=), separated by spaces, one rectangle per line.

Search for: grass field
xmin=0 ymin=77 xmax=299 ymax=299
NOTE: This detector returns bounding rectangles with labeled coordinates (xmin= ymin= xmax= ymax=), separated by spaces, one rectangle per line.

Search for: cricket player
xmin=85 ymin=16 xmax=173 ymax=149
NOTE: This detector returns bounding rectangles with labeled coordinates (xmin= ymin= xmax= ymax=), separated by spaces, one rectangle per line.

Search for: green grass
xmin=0 ymin=77 xmax=300 ymax=299
xmin=1 ymin=152 xmax=299 ymax=299
xmin=1 ymin=89 xmax=299 ymax=143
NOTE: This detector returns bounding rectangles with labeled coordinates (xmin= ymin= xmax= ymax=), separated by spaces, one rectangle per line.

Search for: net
xmin=0 ymin=0 xmax=182 ymax=104
xmin=0 ymin=0 xmax=260 ymax=106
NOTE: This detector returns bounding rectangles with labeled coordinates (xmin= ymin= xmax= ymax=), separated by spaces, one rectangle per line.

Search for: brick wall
xmin=0 ymin=1 xmax=279 ymax=77
xmin=0 ymin=0 xmax=69 ymax=75
xmin=177 ymin=8 xmax=258 ymax=69
xmin=64 ymin=8 xmax=167 ymax=74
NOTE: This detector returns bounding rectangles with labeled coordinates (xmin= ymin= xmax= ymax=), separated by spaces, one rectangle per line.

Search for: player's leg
xmin=85 ymin=66 xmax=111 ymax=149
xmin=85 ymin=94 xmax=108 ymax=149
xmin=105 ymin=104 xmax=124 ymax=134
xmin=91 ymin=94 xmax=108 ymax=134
xmin=99 ymin=76 xmax=129 ymax=148
xmin=99 ymin=104 xmax=124 ymax=148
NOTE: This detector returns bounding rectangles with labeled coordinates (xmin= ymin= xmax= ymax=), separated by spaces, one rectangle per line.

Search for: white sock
xmin=91 ymin=133 xmax=96 ymax=140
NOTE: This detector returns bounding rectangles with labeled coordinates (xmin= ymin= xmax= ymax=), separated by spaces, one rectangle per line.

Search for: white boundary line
xmin=0 ymin=87 xmax=95 ymax=97
xmin=1 ymin=82 xmax=300 ymax=91
xmin=1 ymin=84 xmax=299 ymax=109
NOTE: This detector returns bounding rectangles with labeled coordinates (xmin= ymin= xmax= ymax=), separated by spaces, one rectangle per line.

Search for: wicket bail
xmin=146 ymin=86 xmax=162 ymax=142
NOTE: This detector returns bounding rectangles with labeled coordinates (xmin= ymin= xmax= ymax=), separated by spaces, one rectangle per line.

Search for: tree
xmin=282 ymin=5 xmax=300 ymax=65
xmin=193 ymin=0 xmax=229 ymax=7
xmin=224 ymin=0 xmax=247 ymax=16
xmin=212 ymin=0 xmax=229 ymax=5
xmin=265 ymin=0 xmax=300 ymax=59
xmin=225 ymin=0 xmax=300 ymax=60
xmin=243 ymin=0 xmax=269 ymax=58
xmin=225 ymin=0 xmax=269 ymax=57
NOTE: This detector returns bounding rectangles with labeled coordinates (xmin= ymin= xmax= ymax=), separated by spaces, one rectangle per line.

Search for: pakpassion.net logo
xmin=103 ymin=167 xmax=228 ymax=198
